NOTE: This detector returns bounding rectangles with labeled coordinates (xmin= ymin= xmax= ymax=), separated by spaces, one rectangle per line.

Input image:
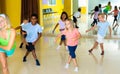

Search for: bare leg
xmin=67 ymin=55 xmax=72 ymax=64
xmin=23 ymin=51 xmax=30 ymax=62
xmin=32 ymin=50 xmax=37 ymax=60
xmin=63 ymin=40 xmax=66 ymax=46
xmin=0 ymin=53 xmax=9 ymax=74
xmin=59 ymin=40 xmax=63 ymax=45
xmin=32 ymin=50 xmax=40 ymax=66
xmin=100 ymin=43 xmax=104 ymax=55
xmin=24 ymin=51 xmax=30 ymax=57
xmin=89 ymin=41 xmax=98 ymax=53
xmin=72 ymin=58 xmax=78 ymax=67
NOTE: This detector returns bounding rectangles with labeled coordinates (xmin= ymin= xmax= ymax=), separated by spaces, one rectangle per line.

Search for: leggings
xmin=68 ymin=45 xmax=77 ymax=58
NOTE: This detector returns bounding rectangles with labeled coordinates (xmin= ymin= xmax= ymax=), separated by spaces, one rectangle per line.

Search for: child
xmin=57 ymin=19 xmax=81 ymax=72
xmin=110 ymin=6 xmax=119 ymax=30
xmin=73 ymin=8 xmax=81 ymax=28
xmin=91 ymin=6 xmax=99 ymax=27
xmin=15 ymin=17 xmax=29 ymax=48
xmin=98 ymin=4 xmax=102 ymax=13
xmin=23 ymin=14 xmax=42 ymax=66
xmin=52 ymin=11 xmax=68 ymax=50
xmin=0 ymin=14 xmax=16 ymax=74
xmin=86 ymin=13 xmax=112 ymax=55
xmin=103 ymin=1 xmax=112 ymax=20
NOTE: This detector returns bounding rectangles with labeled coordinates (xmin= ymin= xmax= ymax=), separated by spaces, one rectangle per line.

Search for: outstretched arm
xmin=86 ymin=25 xmax=97 ymax=33
xmin=52 ymin=23 xmax=59 ymax=34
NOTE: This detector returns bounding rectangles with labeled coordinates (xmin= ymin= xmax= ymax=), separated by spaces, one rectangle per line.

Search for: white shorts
xmin=96 ymin=34 xmax=104 ymax=44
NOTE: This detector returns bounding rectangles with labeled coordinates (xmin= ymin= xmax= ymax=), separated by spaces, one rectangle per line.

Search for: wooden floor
xmin=1 ymin=14 xmax=120 ymax=74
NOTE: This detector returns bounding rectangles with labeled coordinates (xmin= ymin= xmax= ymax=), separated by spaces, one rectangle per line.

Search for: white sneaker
xmin=56 ymin=45 xmax=61 ymax=50
xmin=74 ymin=67 xmax=78 ymax=72
xmin=65 ymin=46 xmax=68 ymax=51
xmin=64 ymin=63 xmax=69 ymax=69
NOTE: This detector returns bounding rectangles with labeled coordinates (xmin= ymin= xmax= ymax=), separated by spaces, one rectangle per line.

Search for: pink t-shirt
xmin=63 ymin=28 xmax=80 ymax=46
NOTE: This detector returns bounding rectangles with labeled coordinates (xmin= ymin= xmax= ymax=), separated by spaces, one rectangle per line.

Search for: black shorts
xmin=26 ymin=43 xmax=35 ymax=51
xmin=61 ymin=35 xmax=66 ymax=41
xmin=73 ymin=16 xmax=77 ymax=23
xmin=22 ymin=30 xmax=27 ymax=38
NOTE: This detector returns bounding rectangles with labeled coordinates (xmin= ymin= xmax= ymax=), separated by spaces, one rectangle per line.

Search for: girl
xmin=0 ymin=14 xmax=16 ymax=74
xmin=57 ymin=19 xmax=81 ymax=72
xmin=103 ymin=1 xmax=112 ymax=20
xmin=109 ymin=6 xmax=119 ymax=30
xmin=52 ymin=11 xmax=68 ymax=50
xmin=91 ymin=6 xmax=99 ymax=27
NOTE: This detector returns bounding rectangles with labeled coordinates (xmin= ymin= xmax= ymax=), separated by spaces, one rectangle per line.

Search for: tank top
xmin=0 ymin=30 xmax=16 ymax=50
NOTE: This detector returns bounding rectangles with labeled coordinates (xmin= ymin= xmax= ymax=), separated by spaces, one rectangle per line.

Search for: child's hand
xmin=86 ymin=30 xmax=89 ymax=33
xmin=52 ymin=30 xmax=54 ymax=34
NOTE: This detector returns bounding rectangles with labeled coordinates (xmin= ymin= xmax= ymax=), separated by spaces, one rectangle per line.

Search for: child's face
xmin=62 ymin=14 xmax=66 ymax=20
xmin=30 ymin=16 xmax=37 ymax=25
xmin=0 ymin=17 xmax=6 ymax=30
xmin=98 ymin=15 xmax=104 ymax=22
xmin=23 ymin=19 xmax=28 ymax=24
xmin=65 ymin=21 xmax=71 ymax=28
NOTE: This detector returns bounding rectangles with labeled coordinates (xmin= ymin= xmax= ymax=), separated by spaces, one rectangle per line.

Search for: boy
xmin=73 ymin=8 xmax=81 ymax=28
xmin=86 ymin=13 xmax=112 ymax=55
xmin=23 ymin=14 xmax=42 ymax=66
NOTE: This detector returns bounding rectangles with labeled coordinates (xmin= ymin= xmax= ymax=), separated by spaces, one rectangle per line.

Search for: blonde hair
xmin=65 ymin=19 xmax=74 ymax=28
xmin=0 ymin=14 xmax=11 ymax=29
xmin=98 ymin=13 xmax=105 ymax=18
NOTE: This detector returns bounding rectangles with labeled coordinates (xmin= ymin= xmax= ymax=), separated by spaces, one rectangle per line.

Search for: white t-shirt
xmin=73 ymin=11 xmax=81 ymax=18
xmin=58 ymin=20 xmax=65 ymax=29
xmin=25 ymin=22 xmax=42 ymax=42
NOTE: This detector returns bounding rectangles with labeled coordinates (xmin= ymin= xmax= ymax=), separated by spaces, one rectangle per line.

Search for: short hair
xmin=98 ymin=13 xmax=105 ymax=18
xmin=31 ymin=13 xmax=38 ymax=19
xmin=78 ymin=8 xmax=81 ymax=12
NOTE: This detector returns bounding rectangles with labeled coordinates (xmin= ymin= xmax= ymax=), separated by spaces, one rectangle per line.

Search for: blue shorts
xmin=68 ymin=45 xmax=77 ymax=58
xmin=0 ymin=48 xmax=15 ymax=56
xmin=61 ymin=35 xmax=66 ymax=41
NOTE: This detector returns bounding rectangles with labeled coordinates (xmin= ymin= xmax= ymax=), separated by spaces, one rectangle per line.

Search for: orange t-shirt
xmin=63 ymin=28 xmax=80 ymax=46
xmin=113 ymin=10 xmax=119 ymax=16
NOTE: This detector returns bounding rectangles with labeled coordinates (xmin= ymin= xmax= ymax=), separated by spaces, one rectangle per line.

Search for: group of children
xmin=91 ymin=1 xmax=120 ymax=31
xmin=0 ymin=3 xmax=114 ymax=73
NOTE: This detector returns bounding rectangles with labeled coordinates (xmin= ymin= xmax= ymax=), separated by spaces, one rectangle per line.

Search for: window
xmin=49 ymin=0 xmax=56 ymax=5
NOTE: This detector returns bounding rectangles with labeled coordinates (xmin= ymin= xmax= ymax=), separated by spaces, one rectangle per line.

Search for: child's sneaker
xmin=64 ymin=63 xmax=69 ymax=69
xmin=19 ymin=43 xmax=23 ymax=48
xmin=23 ymin=56 xmax=26 ymax=62
xmin=65 ymin=46 xmax=68 ymax=51
xmin=56 ymin=45 xmax=61 ymax=50
xmin=74 ymin=67 xmax=78 ymax=72
xmin=36 ymin=59 xmax=40 ymax=66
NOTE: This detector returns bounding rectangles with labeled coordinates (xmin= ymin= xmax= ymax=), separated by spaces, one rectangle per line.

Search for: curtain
xmin=21 ymin=0 xmax=39 ymax=23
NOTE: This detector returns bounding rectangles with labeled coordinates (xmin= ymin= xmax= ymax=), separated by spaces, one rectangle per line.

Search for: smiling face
xmin=98 ymin=14 xmax=105 ymax=22
xmin=65 ymin=20 xmax=74 ymax=29
xmin=0 ymin=16 xmax=6 ymax=30
xmin=30 ymin=16 xmax=38 ymax=25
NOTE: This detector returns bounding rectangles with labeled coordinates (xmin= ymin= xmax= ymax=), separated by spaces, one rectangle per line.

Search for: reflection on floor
xmin=0 ymin=34 xmax=120 ymax=74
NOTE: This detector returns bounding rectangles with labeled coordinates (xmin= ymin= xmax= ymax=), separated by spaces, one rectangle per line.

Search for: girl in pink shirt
xmin=57 ymin=19 xmax=81 ymax=72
